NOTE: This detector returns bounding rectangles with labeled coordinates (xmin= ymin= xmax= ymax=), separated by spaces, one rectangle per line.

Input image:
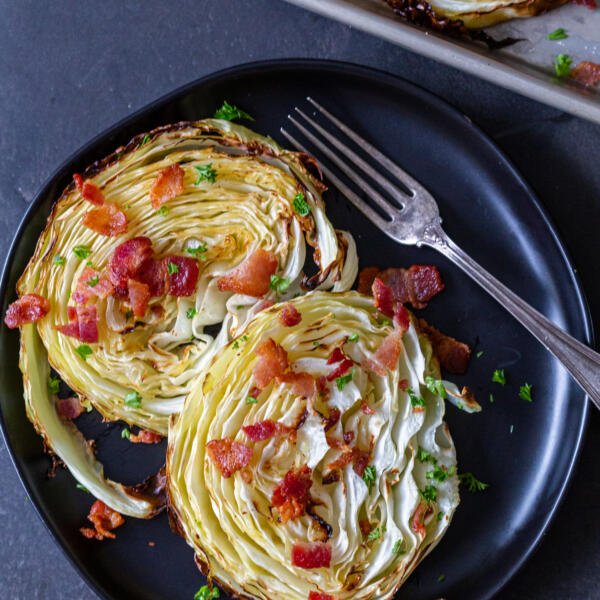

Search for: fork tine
xmin=306 ymin=97 xmax=429 ymax=198
xmin=279 ymin=127 xmax=391 ymax=231
xmin=286 ymin=114 xmax=398 ymax=218
xmin=293 ymin=107 xmax=409 ymax=203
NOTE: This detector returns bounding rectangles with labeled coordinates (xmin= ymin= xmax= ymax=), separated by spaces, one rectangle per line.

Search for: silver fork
xmin=281 ymin=97 xmax=600 ymax=409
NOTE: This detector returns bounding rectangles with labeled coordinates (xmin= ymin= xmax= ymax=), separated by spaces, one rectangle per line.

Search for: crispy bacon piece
xmin=72 ymin=268 xmax=114 ymax=304
xmin=327 ymin=347 xmax=346 ymax=365
xmin=372 ymin=277 xmax=395 ymax=317
xmin=108 ymin=237 xmax=154 ymax=289
xmin=127 ymin=279 xmax=151 ymax=318
xmin=361 ymin=401 xmax=375 ymax=415
xmin=129 ymin=429 xmax=163 ymax=444
xmin=217 ymin=249 xmax=278 ymax=297
xmin=378 ymin=265 xmax=444 ymax=309
xmin=164 ymin=255 xmax=199 ymax=297
xmin=323 ymin=408 xmax=341 ymax=431
xmin=206 ymin=437 xmax=253 ymax=478
xmin=242 ymin=419 xmax=293 ymax=442
xmin=418 ymin=318 xmax=471 ymax=375
xmin=411 ymin=501 xmax=433 ymax=537
xmin=308 ymin=593 xmax=334 ymax=600
xmin=253 ymin=338 xmax=289 ymax=388
xmin=74 ymin=174 xmax=104 ymax=206
xmin=572 ymin=61 xmax=600 ymax=87
xmin=292 ymin=541 xmax=331 ymax=569
xmin=4 ymin=294 xmax=50 ymax=328
xmin=272 ymin=465 xmax=313 ymax=523
xmin=363 ymin=329 xmax=403 ymax=376
xmin=56 ymin=396 xmax=84 ymax=420
xmin=56 ymin=305 xmax=98 ymax=343
xmin=80 ymin=500 xmax=125 ymax=541
xmin=280 ymin=303 xmax=302 ymax=326
xmin=150 ymin=164 xmax=185 ymax=209
xmin=357 ymin=266 xmax=380 ymax=295
xmin=282 ymin=371 xmax=317 ymax=398
xmin=82 ymin=203 xmax=128 ymax=237
xmin=399 ymin=379 xmax=409 ymax=391
xmin=137 ymin=258 xmax=167 ymax=297
xmin=327 ymin=447 xmax=370 ymax=477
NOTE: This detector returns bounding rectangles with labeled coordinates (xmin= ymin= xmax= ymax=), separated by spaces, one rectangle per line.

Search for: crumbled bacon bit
xmin=127 ymin=279 xmax=151 ymax=318
xmin=372 ymin=277 xmax=395 ymax=317
xmin=272 ymin=465 xmax=313 ymax=523
xmin=82 ymin=203 xmax=128 ymax=237
xmin=394 ymin=304 xmax=410 ymax=333
xmin=72 ymin=268 xmax=114 ymax=304
xmin=56 ymin=304 xmax=98 ymax=343
xmin=206 ymin=437 xmax=253 ymax=478
xmin=292 ymin=541 xmax=331 ymax=569
xmin=150 ymin=164 xmax=185 ymax=209
xmin=4 ymin=294 xmax=50 ymax=328
xmin=328 ymin=447 xmax=370 ymax=477
xmin=253 ymin=338 xmax=289 ymax=388
xmin=56 ymin=396 xmax=84 ymax=420
xmin=108 ymin=237 xmax=154 ymax=289
xmin=282 ymin=371 xmax=317 ymax=398
xmin=164 ymin=255 xmax=200 ymax=297
xmin=357 ymin=266 xmax=380 ymax=295
xmin=363 ymin=329 xmax=402 ymax=376
xmin=361 ymin=401 xmax=375 ymax=415
xmin=359 ymin=519 xmax=372 ymax=536
xmin=323 ymin=408 xmax=341 ymax=431
xmin=137 ymin=258 xmax=167 ymax=297
xmin=129 ymin=429 xmax=163 ymax=444
xmin=79 ymin=500 xmax=124 ymax=541
xmin=326 ymin=347 xmax=346 ymax=365
xmin=326 ymin=358 xmax=354 ymax=382
xmin=343 ymin=431 xmax=355 ymax=444
xmin=308 ymin=593 xmax=334 ymax=600
xmin=74 ymin=174 xmax=104 ymax=206
xmin=399 ymin=379 xmax=409 ymax=391
xmin=280 ymin=303 xmax=302 ymax=326
xmin=217 ymin=249 xmax=278 ymax=298
xmin=378 ymin=265 xmax=444 ymax=309
xmin=411 ymin=501 xmax=433 ymax=537
xmin=571 ymin=61 xmax=600 ymax=87
xmin=242 ymin=419 xmax=293 ymax=442
xmin=418 ymin=318 xmax=472 ymax=375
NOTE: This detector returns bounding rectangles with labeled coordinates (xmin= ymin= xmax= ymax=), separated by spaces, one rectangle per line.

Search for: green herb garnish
xmin=156 ymin=206 xmax=169 ymax=216
xmin=246 ymin=396 xmax=258 ymax=405
xmin=75 ymin=344 xmax=93 ymax=360
xmin=76 ymin=483 xmax=90 ymax=493
xmin=48 ymin=376 xmax=60 ymax=394
xmin=121 ymin=428 xmax=131 ymax=440
xmin=438 ymin=574 xmax=446 ymax=583
xmin=437 ymin=511 xmax=444 ymax=522
xmin=492 ymin=369 xmax=506 ymax=385
xmin=548 ymin=28 xmax=568 ymax=41
xmin=476 ymin=350 xmax=484 ymax=358
xmin=167 ymin=262 xmax=179 ymax=275
xmin=194 ymin=163 xmax=217 ymax=185
xmin=194 ymin=584 xmax=220 ymax=600
xmin=269 ymin=275 xmax=291 ymax=296
xmin=408 ymin=388 xmax=425 ymax=408
xmin=367 ymin=527 xmax=382 ymax=541
xmin=363 ymin=465 xmax=377 ymax=492
xmin=86 ymin=275 xmax=99 ymax=287
xmin=73 ymin=245 xmax=91 ymax=259
xmin=458 ymin=472 xmax=489 ymax=492
xmin=554 ymin=53 xmax=573 ymax=78
xmin=392 ymin=539 xmax=406 ymax=555
xmin=421 ymin=485 xmax=437 ymax=503
xmin=53 ymin=255 xmax=66 ymax=266
xmin=426 ymin=464 xmax=455 ymax=483
xmin=417 ymin=447 xmax=435 ymax=463
xmin=292 ymin=192 xmax=311 ymax=217
xmin=186 ymin=242 xmax=208 ymax=260
xmin=186 ymin=307 xmax=198 ymax=319
xmin=139 ymin=133 xmax=151 ymax=146
xmin=519 ymin=383 xmax=533 ymax=402
xmin=213 ymin=101 xmax=254 ymax=122
xmin=348 ymin=333 xmax=359 ymax=342
xmin=124 ymin=390 xmax=142 ymax=408
xmin=335 ymin=368 xmax=354 ymax=391
xmin=425 ymin=376 xmax=447 ymax=398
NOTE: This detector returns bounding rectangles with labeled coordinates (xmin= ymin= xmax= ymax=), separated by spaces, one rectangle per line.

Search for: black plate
xmin=0 ymin=60 xmax=592 ymax=600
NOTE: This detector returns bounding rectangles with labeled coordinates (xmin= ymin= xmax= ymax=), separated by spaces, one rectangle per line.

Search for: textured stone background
xmin=1 ymin=1 xmax=598 ymax=598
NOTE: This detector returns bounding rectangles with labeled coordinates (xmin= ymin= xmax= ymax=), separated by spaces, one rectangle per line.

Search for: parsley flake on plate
xmin=367 ymin=527 xmax=382 ymax=541
xmin=75 ymin=344 xmax=93 ymax=360
xmin=73 ymin=245 xmax=91 ymax=259
xmin=420 ymin=485 xmax=438 ymax=503
xmin=53 ymin=255 xmax=66 ymax=266
xmin=245 ymin=396 xmax=258 ymax=405
xmin=186 ymin=242 xmax=208 ymax=260
xmin=186 ymin=307 xmax=198 ymax=319
xmin=121 ymin=428 xmax=131 ymax=440
xmin=156 ymin=205 xmax=169 ymax=216
xmin=425 ymin=376 xmax=447 ymax=398
xmin=194 ymin=584 xmax=220 ymax=600
xmin=408 ymin=387 xmax=425 ymax=408
xmin=213 ymin=101 xmax=254 ymax=122
xmin=519 ymin=383 xmax=533 ymax=402
xmin=48 ymin=375 xmax=60 ymax=394
xmin=194 ymin=163 xmax=217 ymax=185
xmin=363 ymin=465 xmax=377 ymax=492
xmin=458 ymin=472 xmax=489 ymax=492
xmin=292 ymin=192 xmax=311 ymax=217
xmin=86 ymin=275 xmax=99 ymax=287
xmin=269 ymin=274 xmax=291 ymax=296
xmin=492 ymin=368 xmax=506 ymax=385
xmin=548 ymin=28 xmax=568 ymax=41
xmin=167 ymin=262 xmax=179 ymax=275
xmin=554 ymin=53 xmax=572 ymax=78
xmin=336 ymin=368 xmax=354 ymax=391
xmin=124 ymin=390 xmax=142 ymax=408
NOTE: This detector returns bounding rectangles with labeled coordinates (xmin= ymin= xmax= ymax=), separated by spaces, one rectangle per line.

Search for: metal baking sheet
xmin=285 ymin=0 xmax=600 ymax=124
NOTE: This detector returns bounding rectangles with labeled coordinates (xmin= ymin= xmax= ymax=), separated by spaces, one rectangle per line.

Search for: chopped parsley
xmin=312 ymin=341 xmax=321 ymax=348
xmin=213 ymin=101 xmax=254 ymax=122
xmin=76 ymin=483 xmax=90 ymax=493
xmin=392 ymin=539 xmax=406 ymax=555
xmin=139 ymin=133 xmax=151 ymax=146
xmin=186 ymin=307 xmax=198 ymax=319
xmin=167 ymin=261 xmax=179 ymax=275
xmin=426 ymin=464 xmax=455 ymax=483
xmin=519 ymin=383 xmax=533 ymax=402
xmin=86 ymin=275 xmax=99 ymax=287
xmin=156 ymin=206 xmax=169 ymax=216
xmin=367 ymin=527 xmax=382 ymax=541
xmin=407 ymin=387 xmax=425 ymax=408
xmin=335 ymin=368 xmax=354 ymax=391
xmin=48 ymin=376 xmax=60 ymax=394
xmin=554 ymin=53 xmax=572 ymax=78
xmin=417 ymin=447 xmax=435 ymax=464
xmin=53 ymin=255 xmax=66 ymax=266
xmin=121 ymin=428 xmax=131 ymax=440
xmin=194 ymin=584 xmax=220 ymax=600
xmin=489 ymin=393 xmax=495 ymax=403
xmin=420 ymin=485 xmax=438 ymax=503
xmin=73 ymin=245 xmax=91 ymax=259
xmin=292 ymin=192 xmax=311 ymax=217
xmin=438 ymin=574 xmax=446 ymax=583
xmin=348 ymin=332 xmax=359 ymax=342
xmin=377 ymin=314 xmax=392 ymax=327
xmin=124 ymin=390 xmax=142 ymax=408
xmin=194 ymin=163 xmax=217 ymax=185
xmin=246 ymin=396 xmax=258 ymax=405
xmin=476 ymin=350 xmax=484 ymax=358
xmin=425 ymin=376 xmax=447 ymax=398
xmin=492 ymin=369 xmax=506 ymax=385
xmin=186 ymin=242 xmax=208 ymax=260
xmin=437 ymin=511 xmax=444 ymax=522
xmin=363 ymin=465 xmax=377 ymax=492
xmin=75 ymin=344 xmax=93 ymax=360
xmin=458 ymin=472 xmax=489 ymax=492
xmin=548 ymin=28 xmax=568 ymax=41
xmin=269 ymin=274 xmax=291 ymax=296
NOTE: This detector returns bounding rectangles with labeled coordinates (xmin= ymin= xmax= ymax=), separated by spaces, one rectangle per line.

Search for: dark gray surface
xmin=0 ymin=1 xmax=598 ymax=599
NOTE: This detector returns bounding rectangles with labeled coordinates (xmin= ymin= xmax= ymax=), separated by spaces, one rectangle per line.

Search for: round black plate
xmin=0 ymin=60 xmax=592 ymax=600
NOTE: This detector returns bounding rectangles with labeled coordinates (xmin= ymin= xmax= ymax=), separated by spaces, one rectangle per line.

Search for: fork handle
xmin=424 ymin=228 xmax=600 ymax=409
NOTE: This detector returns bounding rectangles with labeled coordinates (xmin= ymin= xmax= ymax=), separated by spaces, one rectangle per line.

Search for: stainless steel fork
xmin=281 ymin=97 xmax=600 ymax=409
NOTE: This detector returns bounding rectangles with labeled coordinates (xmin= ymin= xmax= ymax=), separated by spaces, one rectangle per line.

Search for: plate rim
xmin=0 ymin=57 xmax=593 ymax=600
